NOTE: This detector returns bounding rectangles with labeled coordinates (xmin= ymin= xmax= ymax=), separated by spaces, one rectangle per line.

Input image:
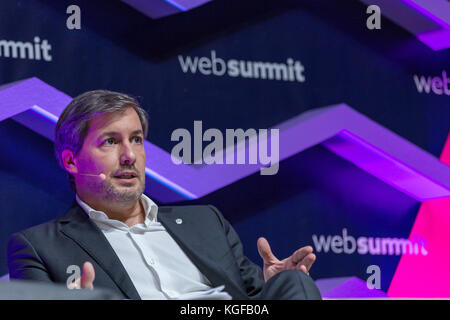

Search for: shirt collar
xmin=75 ymin=193 xmax=159 ymax=225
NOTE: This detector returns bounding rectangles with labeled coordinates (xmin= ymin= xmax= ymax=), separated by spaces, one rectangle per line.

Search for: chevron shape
xmin=315 ymin=276 xmax=388 ymax=298
xmin=123 ymin=0 xmax=450 ymax=49
xmin=388 ymin=132 xmax=450 ymax=297
xmin=360 ymin=0 xmax=450 ymax=50
xmin=0 ymin=77 xmax=449 ymax=203
xmin=121 ymin=0 xmax=213 ymax=19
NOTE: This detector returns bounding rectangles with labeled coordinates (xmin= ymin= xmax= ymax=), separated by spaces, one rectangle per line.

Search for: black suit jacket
xmin=7 ymin=202 xmax=265 ymax=300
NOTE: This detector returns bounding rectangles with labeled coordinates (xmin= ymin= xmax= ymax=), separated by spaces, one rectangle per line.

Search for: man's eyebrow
xmin=98 ymin=131 xmax=119 ymax=140
xmin=98 ymin=130 xmax=143 ymax=139
xmin=131 ymin=130 xmax=144 ymax=136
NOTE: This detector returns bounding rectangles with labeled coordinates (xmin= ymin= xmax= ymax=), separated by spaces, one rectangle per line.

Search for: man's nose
xmin=120 ymin=141 xmax=136 ymax=165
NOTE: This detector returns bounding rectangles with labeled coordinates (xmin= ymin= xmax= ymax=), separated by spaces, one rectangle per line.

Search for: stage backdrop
xmin=0 ymin=0 xmax=449 ymax=297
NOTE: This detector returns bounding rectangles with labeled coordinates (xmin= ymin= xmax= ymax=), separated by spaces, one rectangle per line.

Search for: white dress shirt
xmin=75 ymin=193 xmax=215 ymax=299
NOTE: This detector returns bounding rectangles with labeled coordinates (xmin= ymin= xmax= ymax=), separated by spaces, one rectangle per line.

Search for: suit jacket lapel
xmin=158 ymin=208 xmax=248 ymax=300
xmin=58 ymin=203 xmax=141 ymax=300
xmin=57 ymin=202 xmax=248 ymax=300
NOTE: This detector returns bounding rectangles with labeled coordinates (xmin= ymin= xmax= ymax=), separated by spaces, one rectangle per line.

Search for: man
xmin=7 ymin=90 xmax=321 ymax=300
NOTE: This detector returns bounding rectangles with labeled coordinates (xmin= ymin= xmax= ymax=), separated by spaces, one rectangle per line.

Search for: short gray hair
xmin=54 ymin=90 xmax=149 ymax=191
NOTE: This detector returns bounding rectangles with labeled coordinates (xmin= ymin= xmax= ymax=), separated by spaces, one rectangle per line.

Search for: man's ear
xmin=61 ymin=149 xmax=79 ymax=175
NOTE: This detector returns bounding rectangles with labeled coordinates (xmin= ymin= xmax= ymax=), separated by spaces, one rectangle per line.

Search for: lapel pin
xmin=175 ymin=218 xmax=183 ymax=224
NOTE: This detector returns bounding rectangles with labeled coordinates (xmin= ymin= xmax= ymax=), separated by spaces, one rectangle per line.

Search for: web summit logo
xmin=178 ymin=50 xmax=305 ymax=82
xmin=312 ymin=229 xmax=428 ymax=256
xmin=0 ymin=37 xmax=52 ymax=61
xmin=413 ymin=70 xmax=450 ymax=96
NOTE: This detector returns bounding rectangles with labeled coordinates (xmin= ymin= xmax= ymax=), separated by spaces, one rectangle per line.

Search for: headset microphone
xmin=79 ymin=173 xmax=106 ymax=180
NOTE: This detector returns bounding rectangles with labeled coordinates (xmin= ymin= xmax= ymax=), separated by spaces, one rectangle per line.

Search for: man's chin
xmin=105 ymin=182 xmax=145 ymax=202
xmin=108 ymin=191 xmax=142 ymax=202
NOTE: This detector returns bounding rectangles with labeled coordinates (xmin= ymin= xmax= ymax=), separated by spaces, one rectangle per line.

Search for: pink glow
xmin=388 ymin=131 xmax=450 ymax=297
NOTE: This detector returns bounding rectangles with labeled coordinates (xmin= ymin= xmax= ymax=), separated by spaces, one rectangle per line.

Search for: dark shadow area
xmin=36 ymin=0 xmax=449 ymax=72
xmin=0 ymin=119 xmax=74 ymax=275
xmin=36 ymin=0 xmax=294 ymax=62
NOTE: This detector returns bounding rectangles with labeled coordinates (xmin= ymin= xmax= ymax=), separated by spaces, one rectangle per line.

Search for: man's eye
xmin=104 ymin=138 xmax=116 ymax=145
xmin=132 ymin=136 xmax=143 ymax=144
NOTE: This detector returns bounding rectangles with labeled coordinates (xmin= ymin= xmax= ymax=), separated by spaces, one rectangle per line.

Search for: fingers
xmin=291 ymin=245 xmax=315 ymax=275
xmin=257 ymin=237 xmax=277 ymax=264
xmin=298 ymin=264 xmax=308 ymax=274
xmin=80 ymin=261 xmax=95 ymax=290
xmin=292 ymin=246 xmax=314 ymax=264
xmin=296 ymin=253 xmax=316 ymax=272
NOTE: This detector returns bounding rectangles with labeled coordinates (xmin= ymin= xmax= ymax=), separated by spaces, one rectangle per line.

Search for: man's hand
xmin=80 ymin=261 xmax=95 ymax=290
xmin=257 ymin=237 xmax=316 ymax=282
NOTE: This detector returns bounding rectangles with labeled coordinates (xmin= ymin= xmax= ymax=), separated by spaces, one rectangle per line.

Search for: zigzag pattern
xmin=1 ymin=77 xmax=450 ymax=297
xmin=1 ymin=77 xmax=449 ymax=203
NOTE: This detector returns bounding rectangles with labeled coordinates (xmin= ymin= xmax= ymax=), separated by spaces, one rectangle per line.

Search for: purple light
xmin=417 ymin=29 xmax=450 ymax=51
xmin=323 ymin=130 xmax=450 ymax=202
xmin=30 ymin=105 xmax=59 ymax=123
xmin=144 ymin=167 xmax=197 ymax=199
xmin=360 ymin=0 xmax=450 ymax=50
xmin=163 ymin=0 xmax=187 ymax=11
xmin=316 ymin=277 xmax=388 ymax=298
xmin=1 ymin=78 xmax=449 ymax=203
xmin=400 ymin=0 xmax=450 ymax=29
xmin=400 ymin=0 xmax=450 ymax=50
xmin=121 ymin=0 xmax=213 ymax=19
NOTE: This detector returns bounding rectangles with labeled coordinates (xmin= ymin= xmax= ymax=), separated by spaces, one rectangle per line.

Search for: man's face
xmin=73 ymin=107 xmax=146 ymax=203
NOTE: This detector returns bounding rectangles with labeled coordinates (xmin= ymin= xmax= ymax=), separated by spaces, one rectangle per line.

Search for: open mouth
xmin=114 ymin=172 xmax=138 ymax=182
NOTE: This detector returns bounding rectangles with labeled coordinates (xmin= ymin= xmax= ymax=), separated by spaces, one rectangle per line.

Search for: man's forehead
xmin=87 ymin=108 xmax=143 ymax=135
